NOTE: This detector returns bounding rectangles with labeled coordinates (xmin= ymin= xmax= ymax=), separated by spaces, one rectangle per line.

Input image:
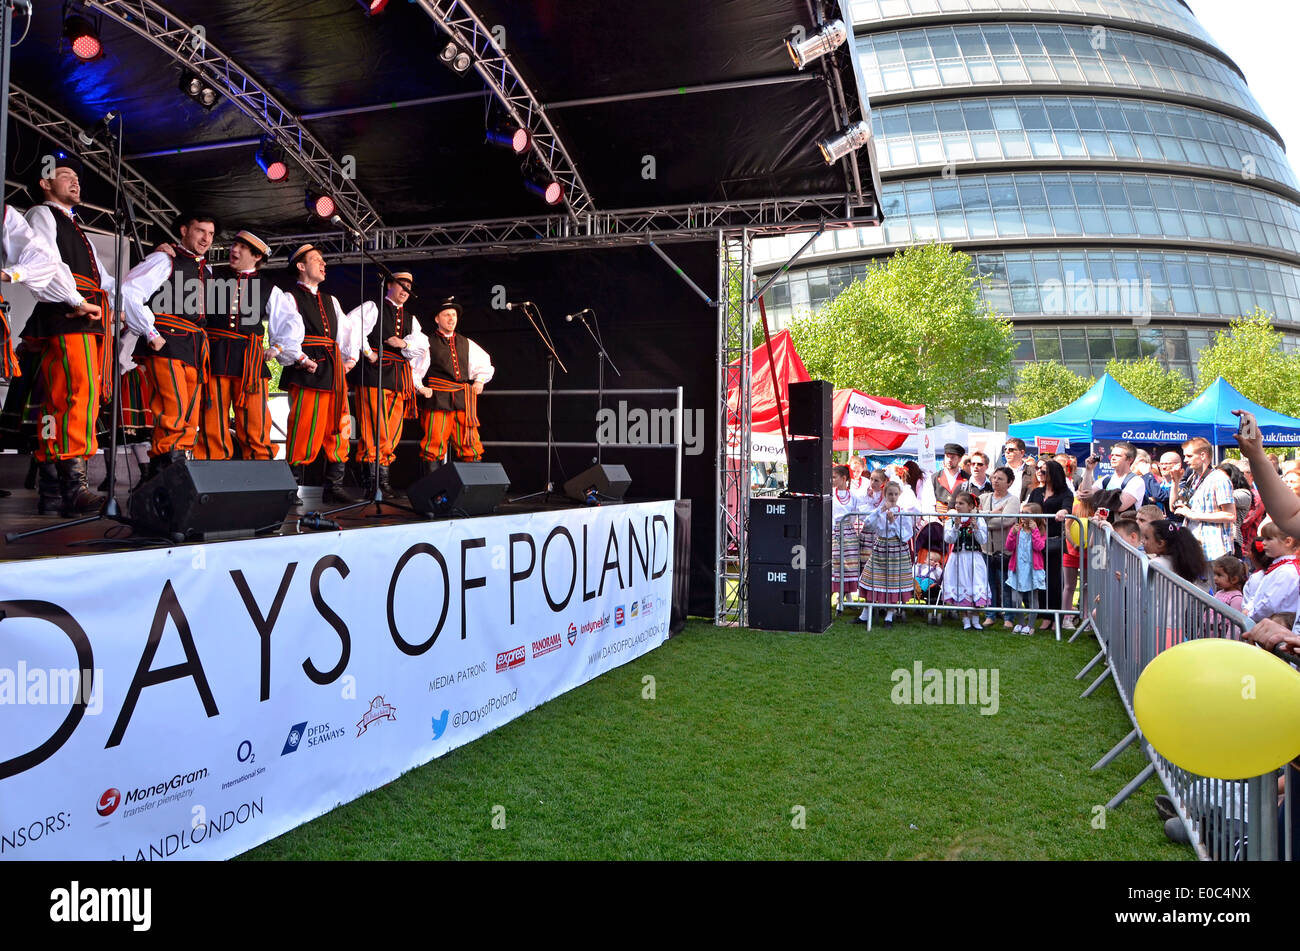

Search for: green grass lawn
xmin=244 ymin=613 xmax=1190 ymax=860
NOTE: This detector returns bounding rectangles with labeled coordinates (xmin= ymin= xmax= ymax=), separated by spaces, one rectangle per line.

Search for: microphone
xmin=299 ymin=514 xmax=340 ymax=531
xmin=328 ymin=214 xmax=361 ymax=239
xmin=77 ymin=111 xmax=119 ymax=147
xmin=564 ymin=308 xmax=593 ymax=323
xmin=505 ymin=301 xmax=534 ymax=310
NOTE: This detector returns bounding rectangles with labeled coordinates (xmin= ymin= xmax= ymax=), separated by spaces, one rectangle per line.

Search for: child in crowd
xmin=857 ymin=481 xmax=916 ymax=628
xmin=831 ymin=465 xmax=864 ymax=604
xmin=1210 ymin=555 xmax=1247 ymax=613
xmin=942 ymin=491 xmax=991 ymax=629
xmin=1114 ymin=518 xmax=1141 ymax=549
xmin=1242 ymin=538 xmax=1274 ymax=615
xmin=1135 ymin=504 xmax=1164 ymax=531
xmin=913 ymin=550 xmax=944 ymax=625
xmin=1242 ymin=521 xmax=1300 ymax=623
xmin=1005 ymin=503 xmax=1047 ymax=635
xmin=857 ymin=468 xmax=889 ymax=579
xmin=1142 ymin=519 xmax=1210 ymax=648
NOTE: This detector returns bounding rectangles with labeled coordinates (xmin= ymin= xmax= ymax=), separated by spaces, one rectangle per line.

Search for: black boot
xmin=377 ymin=464 xmax=401 ymax=499
xmin=24 ymin=456 xmax=37 ymax=490
xmin=57 ymin=458 xmax=104 ymax=516
xmin=36 ymin=462 xmax=62 ymax=515
xmin=289 ymin=465 xmax=306 ymax=508
xmin=418 ymin=457 xmax=439 ymax=479
xmin=322 ymin=460 xmax=360 ymax=504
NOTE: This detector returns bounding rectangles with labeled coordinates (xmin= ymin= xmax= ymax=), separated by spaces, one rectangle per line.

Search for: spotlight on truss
xmin=63 ymin=12 xmax=102 ymax=61
xmin=305 ymin=191 xmax=337 ymax=219
xmin=816 ymin=120 xmax=871 ymax=165
xmin=486 ymin=121 xmax=531 ymax=155
xmin=787 ymin=20 xmax=848 ymax=70
xmin=438 ymin=40 xmax=472 ymax=74
xmin=179 ymin=71 xmax=220 ymax=110
xmin=255 ymin=139 xmax=288 ymax=183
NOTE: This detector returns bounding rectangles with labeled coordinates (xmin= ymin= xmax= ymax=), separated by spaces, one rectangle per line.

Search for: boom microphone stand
xmin=510 ymin=302 xmax=567 ymax=504
xmin=571 ymin=307 xmax=620 ymax=465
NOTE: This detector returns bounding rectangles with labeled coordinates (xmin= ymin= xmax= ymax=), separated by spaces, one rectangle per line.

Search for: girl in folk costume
xmin=831 ymin=465 xmax=866 ymax=603
xmin=855 ymin=480 xmax=916 ymax=628
xmin=1242 ymin=520 xmax=1300 ymax=624
xmin=941 ymin=491 xmax=991 ymax=628
xmin=848 ymin=454 xmax=872 ymax=499
xmin=856 ymin=467 xmax=888 ymax=579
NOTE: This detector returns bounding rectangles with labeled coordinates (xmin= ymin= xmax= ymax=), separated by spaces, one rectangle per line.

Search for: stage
xmin=0 ymin=492 xmax=690 ymax=860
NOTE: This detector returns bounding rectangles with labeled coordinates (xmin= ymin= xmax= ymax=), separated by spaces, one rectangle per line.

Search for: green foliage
xmin=1194 ymin=309 xmax=1300 ymax=416
xmin=1008 ymin=360 xmax=1093 ymax=423
xmin=787 ymin=244 xmax=1015 ymax=419
xmin=1104 ymin=356 xmax=1192 ymax=412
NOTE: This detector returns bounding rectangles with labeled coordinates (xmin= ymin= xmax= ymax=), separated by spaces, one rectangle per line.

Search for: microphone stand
xmin=6 ymin=113 xmax=153 ymax=545
xmin=316 ymin=218 xmax=418 ymax=522
xmin=510 ymin=302 xmax=567 ymax=504
xmin=574 ymin=308 xmax=620 ymax=465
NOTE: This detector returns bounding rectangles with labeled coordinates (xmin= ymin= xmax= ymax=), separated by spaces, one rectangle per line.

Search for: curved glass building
xmin=757 ymin=0 xmax=1300 ymax=426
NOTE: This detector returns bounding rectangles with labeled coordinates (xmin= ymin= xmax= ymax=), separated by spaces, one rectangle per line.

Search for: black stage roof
xmin=4 ymin=0 xmax=880 ymax=251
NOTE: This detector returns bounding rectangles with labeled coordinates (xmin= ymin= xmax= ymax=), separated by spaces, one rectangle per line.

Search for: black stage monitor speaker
xmin=747 ymin=559 xmax=832 ymax=633
xmin=787 ymin=436 xmax=830 ymax=496
xmin=409 ymin=461 xmax=510 ymax=517
xmin=128 ymin=460 xmax=299 ymax=541
xmin=563 ymin=464 xmax=631 ymax=504
xmin=788 ymin=379 xmax=833 ymax=439
xmin=748 ymin=496 xmax=831 ymax=567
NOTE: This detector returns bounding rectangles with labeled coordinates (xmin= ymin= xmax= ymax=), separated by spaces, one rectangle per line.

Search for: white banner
xmin=841 ymin=394 xmax=925 ymax=436
xmin=0 ymin=502 xmax=675 ymax=861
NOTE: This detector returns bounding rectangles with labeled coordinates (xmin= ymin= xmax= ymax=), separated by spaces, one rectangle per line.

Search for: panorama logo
xmin=615 ymin=605 xmax=626 ymax=627
xmin=96 ymin=788 xmax=121 ymax=817
xmin=566 ymin=622 xmax=578 ymax=646
xmin=496 ymin=646 xmax=526 ymax=673
xmin=532 ymin=632 xmax=562 ymax=659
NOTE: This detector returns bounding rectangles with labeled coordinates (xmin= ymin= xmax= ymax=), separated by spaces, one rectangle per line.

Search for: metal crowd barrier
xmin=834 ymin=509 xmax=1088 ymax=639
xmin=1079 ymin=520 xmax=1286 ymax=861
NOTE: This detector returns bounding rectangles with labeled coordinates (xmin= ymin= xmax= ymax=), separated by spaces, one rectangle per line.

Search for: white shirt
xmin=120 ymin=248 xmax=211 ymax=341
xmin=1242 ymin=559 xmax=1300 ymax=623
xmin=429 ymin=329 xmax=495 ymax=387
xmin=2 ymin=206 xmax=82 ymax=304
xmin=867 ymin=505 xmax=915 ymax=539
xmin=360 ymin=298 xmax=432 ymax=377
xmin=1103 ymin=470 xmax=1146 ymax=509
xmin=25 ymin=202 xmax=115 ymax=301
xmin=266 ymin=282 xmax=371 ymax=366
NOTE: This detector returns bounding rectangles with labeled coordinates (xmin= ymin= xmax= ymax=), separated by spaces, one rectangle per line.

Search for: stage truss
xmin=716 ymin=232 xmax=753 ymax=627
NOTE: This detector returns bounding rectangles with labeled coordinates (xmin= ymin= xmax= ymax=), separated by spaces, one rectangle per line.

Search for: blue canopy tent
xmin=1178 ymin=377 xmax=1300 ymax=447
xmin=1008 ymin=374 xmax=1216 ymax=445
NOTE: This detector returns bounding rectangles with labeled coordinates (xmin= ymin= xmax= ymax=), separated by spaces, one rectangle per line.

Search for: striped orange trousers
xmin=285 ymin=385 xmax=350 ymax=466
xmin=356 ymin=387 xmax=408 ymax=465
xmin=140 ymin=355 xmax=201 ymax=456
xmin=194 ymin=375 xmax=274 ymax=460
xmin=419 ymin=407 xmax=482 ymax=462
xmin=34 ymin=332 xmax=103 ymax=462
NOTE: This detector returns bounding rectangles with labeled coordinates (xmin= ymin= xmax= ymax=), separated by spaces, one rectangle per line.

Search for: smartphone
xmin=1237 ymin=414 xmax=1260 ymax=441
xmin=1095 ymin=507 xmax=1110 ymax=521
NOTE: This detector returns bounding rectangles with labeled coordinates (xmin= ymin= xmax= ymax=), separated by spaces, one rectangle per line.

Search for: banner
xmin=840 ymin=393 xmax=925 ymax=437
xmin=1035 ymin=436 xmax=1068 ymax=455
xmin=0 ymin=502 xmax=675 ymax=860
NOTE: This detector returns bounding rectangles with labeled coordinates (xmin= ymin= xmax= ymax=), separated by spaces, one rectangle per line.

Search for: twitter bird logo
xmin=432 ymin=709 xmax=450 ymax=740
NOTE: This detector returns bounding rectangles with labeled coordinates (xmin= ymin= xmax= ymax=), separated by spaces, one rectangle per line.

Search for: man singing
xmin=195 ymin=230 xmax=274 ymax=461
xmin=417 ymin=296 xmax=493 ymax=473
xmin=121 ymin=212 xmax=216 ymax=477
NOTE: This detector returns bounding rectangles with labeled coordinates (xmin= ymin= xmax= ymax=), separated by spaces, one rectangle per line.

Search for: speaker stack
xmin=747 ymin=379 xmax=833 ymax=633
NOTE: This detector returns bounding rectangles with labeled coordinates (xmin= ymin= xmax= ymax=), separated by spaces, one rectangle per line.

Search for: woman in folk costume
xmin=831 ymin=464 xmax=868 ymax=604
xmin=856 ymin=466 xmax=888 ymax=577
xmin=854 ymin=479 xmax=916 ymax=627
xmin=941 ymin=491 xmax=992 ymax=629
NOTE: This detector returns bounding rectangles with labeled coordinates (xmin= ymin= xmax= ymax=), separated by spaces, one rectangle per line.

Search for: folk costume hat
xmin=233 ymin=230 xmax=271 ymax=258
xmin=436 ymin=295 xmax=463 ymax=318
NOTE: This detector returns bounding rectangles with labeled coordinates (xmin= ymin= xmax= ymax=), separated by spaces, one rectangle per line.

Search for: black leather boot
xmin=36 ymin=462 xmax=62 ymax=515
xmin=57 ymin=458 xmax=104 ymax=515
xmin=289 ymin=464 xmax=306 ymax=507
xmin=322 ymin=460 xmax=360 ymax=503
xmin=418 ymin=457 xmax=439 ymax=479
xmin=377 ymin=464 xmax=401 ymax=499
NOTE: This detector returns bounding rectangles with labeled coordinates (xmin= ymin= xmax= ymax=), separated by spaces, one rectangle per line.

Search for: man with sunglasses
xmin=1002 ymin=438 xmax=1028 ymax=500
xmin=966 ymin=451 xmax=993 ymax=497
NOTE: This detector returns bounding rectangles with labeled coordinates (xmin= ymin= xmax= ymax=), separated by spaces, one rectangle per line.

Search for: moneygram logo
xmin=566 ymin=622 xmax=578 ymax=646
xmin=97 ymin=788 xmax=121 ymax=817
xmin=532 ymin=632 xmax=562 ymax=659
xmin=496 ymin=646 xmax=526 ymax=672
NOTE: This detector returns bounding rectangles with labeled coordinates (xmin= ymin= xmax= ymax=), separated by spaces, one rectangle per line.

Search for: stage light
xmin=486 ymin=121 xmax=530 ymax=154
xmin=305 ymin=191 xmax=336 ymax=218
xmin=523 ymin=168 xmax=564 ymax=205
xmin=786 ymin=19 xmax=848 ymax=70
xmin=816 ymin=120 xmax=871 ymax=165
xmin=356 ymin=0 xmax=390 ymax=13
xmin=255 ymin=139 xmax=288 ymax=182
xmin=63 ymin=13 xmax=102 ymax=61
xmin=179 ymin=71 xmax=220 ymax=110
xmin=438 ymin=40 xmax=472 ymax=74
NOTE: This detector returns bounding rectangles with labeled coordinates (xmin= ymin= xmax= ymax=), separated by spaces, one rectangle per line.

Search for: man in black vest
xmin=267 ymin=244 xmax=366 ymax=502
xmin=195 ymin=230 xmax=274 ymax=461
xmin=416 ymin=296 xmax=494 ymax=473
xmin=121 ymin=212 xmax=215 ymax=477
xmin=932 ymin=442 xmax=970 ymax=513
xmin=23 ymin=156 xmax=115 ymax=515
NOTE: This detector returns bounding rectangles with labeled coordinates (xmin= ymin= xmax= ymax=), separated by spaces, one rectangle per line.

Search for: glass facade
xmin=758 ymin=1 xmax=1300 ymax=418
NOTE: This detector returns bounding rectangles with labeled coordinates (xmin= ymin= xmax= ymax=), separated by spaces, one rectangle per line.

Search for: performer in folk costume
xmin=831 ymin=464 xmax=867 ymax=602
xmin=941 ymin=491 xmax=992 ymax=629
xmin=194 ymin=230 xmax=275 ymax=461
xmin=351 ymin=271 xmax=429 ymax=497
xmin=855 ymin=480 xmax=917 ymax=627
xmin=121 ymin=212 xmax=216 ymax=477
xmin=417 ymin=296 xmax=493 ymax=473
xmin=23 ymin=157 xmax=116 ymax=515
xmin=267 ymin=244 xmax=369 ymax=503
xmin=0 ymin=202 xmax=103 ymax=499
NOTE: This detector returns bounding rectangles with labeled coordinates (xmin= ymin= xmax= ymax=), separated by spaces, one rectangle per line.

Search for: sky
xmin=1189 ymin=0 xmax=1300 ymax=156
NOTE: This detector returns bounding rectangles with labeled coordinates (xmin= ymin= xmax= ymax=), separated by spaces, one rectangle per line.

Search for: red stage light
xmin=64 ymin=15 xmax=102 ymax=61
xmin=306 ymin=193 xmax=337 ymax=218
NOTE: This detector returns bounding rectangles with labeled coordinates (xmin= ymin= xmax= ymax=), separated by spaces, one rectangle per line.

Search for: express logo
xmin=615 ymin=606 xmax=626 ymax=627
xmin=357 ymin=696 xmax=398 ymax=736
xmin=566 ymin=622 xmax=578 ymax=646
xmin=496 ymin=646 xmax=526 ymax=672
xmin=96 ymin=788 xmax=121 ymax=817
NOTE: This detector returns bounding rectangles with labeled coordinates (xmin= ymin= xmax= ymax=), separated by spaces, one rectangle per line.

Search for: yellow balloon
xmin=1134 ymin=639 xmax=1300 ymax=779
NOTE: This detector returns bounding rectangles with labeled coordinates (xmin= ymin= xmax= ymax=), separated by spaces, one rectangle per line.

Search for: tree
xmin=1194 ymin=309 xmax=1300 ymax=417
xmin=788 ymin=244 xmax=1015 ymax=419
xmin=1007 ymin=360 xmax=1093 ymax=423
xmin=1104 ymin=356 xmax=1192 ymax=412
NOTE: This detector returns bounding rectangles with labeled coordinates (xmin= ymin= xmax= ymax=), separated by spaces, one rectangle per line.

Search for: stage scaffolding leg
xmin=716 ymin=229 xmax=752 ymax=626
